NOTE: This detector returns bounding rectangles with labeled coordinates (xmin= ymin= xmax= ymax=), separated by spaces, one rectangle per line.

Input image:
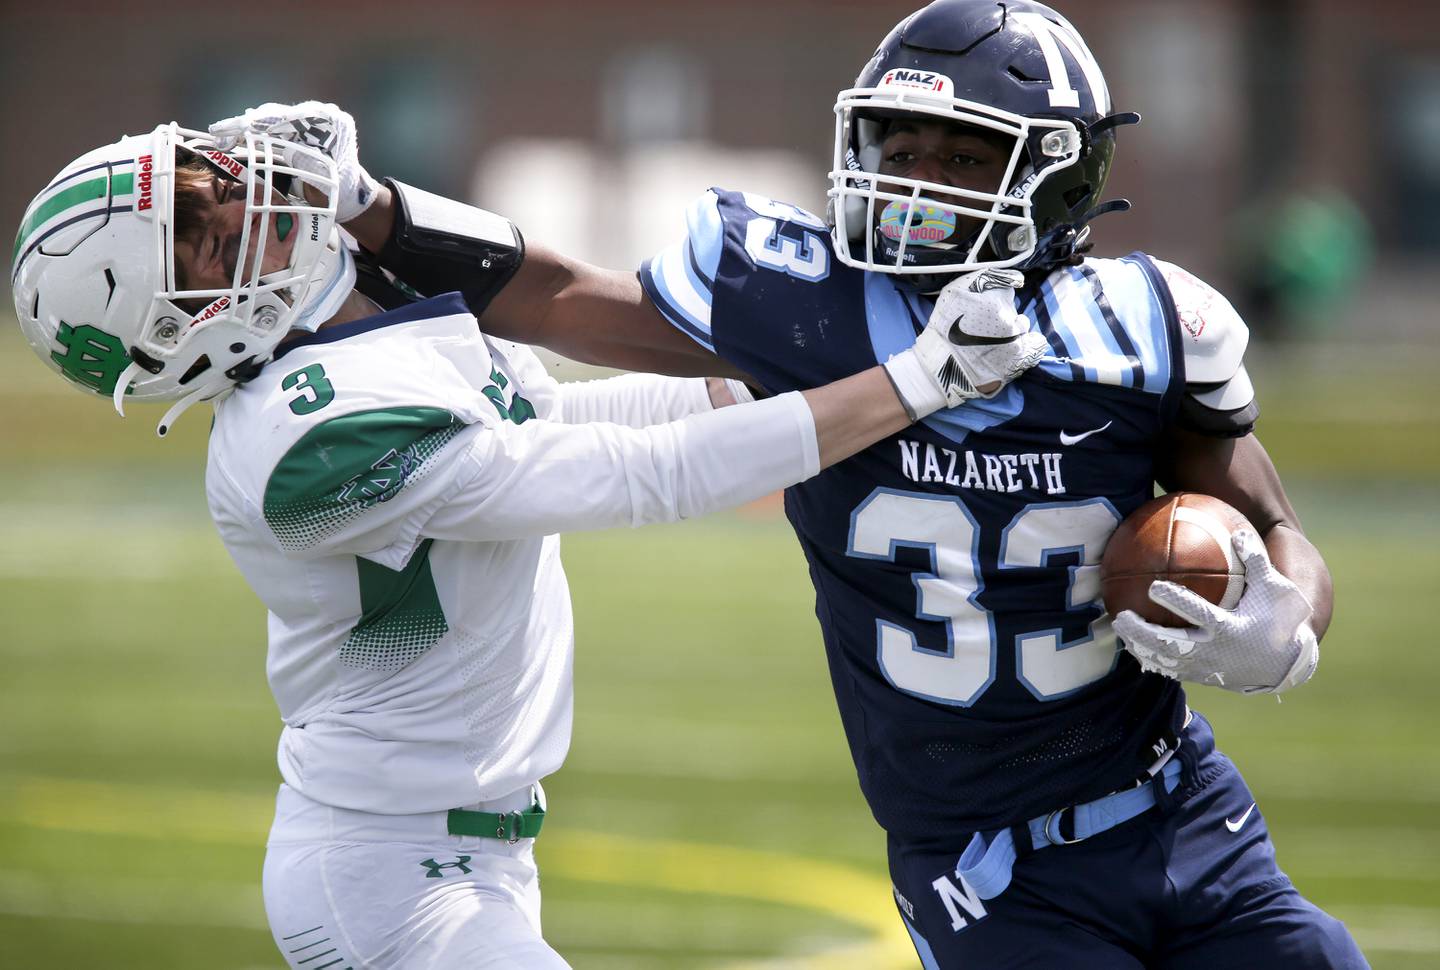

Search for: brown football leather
xmin=1100 ymin=493 xmax=1252 ymax=626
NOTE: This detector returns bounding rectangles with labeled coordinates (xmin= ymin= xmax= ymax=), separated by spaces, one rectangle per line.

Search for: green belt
xmin=447 ymin=801 xmax=546 ymax=843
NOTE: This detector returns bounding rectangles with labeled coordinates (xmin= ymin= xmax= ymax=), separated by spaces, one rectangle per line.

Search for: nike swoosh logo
xmin=1059 ymin=421 xmax=1112 ymax=446
xmin=1225 ymin=803 xmax=1257 ymax=833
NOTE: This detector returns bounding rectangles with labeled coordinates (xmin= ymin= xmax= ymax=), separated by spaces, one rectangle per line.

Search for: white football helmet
xmin=11 ymin=122 xmax=354 ymax=435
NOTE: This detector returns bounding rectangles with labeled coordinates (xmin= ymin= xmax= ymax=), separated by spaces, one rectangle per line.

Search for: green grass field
xmin=1 ymin=322 xmax=1436 ymax=969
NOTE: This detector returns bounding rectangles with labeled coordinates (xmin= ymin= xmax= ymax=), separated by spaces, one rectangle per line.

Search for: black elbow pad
xmin=377 ymin=177 xmax=525 ymax=317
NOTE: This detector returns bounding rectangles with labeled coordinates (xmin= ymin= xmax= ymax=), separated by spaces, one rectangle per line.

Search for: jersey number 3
xmin=283 ymin=364 xmax=335 ymax=416
xmin=848 ymin=489 xmax=1120 ymax=705
xmin=741 ymin=194 xmax=830 ymax=282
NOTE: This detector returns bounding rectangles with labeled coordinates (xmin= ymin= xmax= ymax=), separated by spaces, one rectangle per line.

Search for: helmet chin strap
xmin=155 ymin=378 xmax=232 ymax=438
xmin=291 ymin=241 xmax=356 ymax=333
xmin=112 ymin=360 xmax=147 ymax=417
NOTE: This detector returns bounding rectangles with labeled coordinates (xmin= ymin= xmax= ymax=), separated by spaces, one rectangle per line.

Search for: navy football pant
xmin=889 ymin=713 xmax=1368 ymax=969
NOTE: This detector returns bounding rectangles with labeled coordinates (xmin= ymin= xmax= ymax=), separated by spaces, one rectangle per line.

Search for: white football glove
xmin=1113 ymin=529 xmax=1320 ymax=694
xmin=208 ymin=101 xmax=380 ymax=223
xmin=883 ymin=269 xmax=1049 ymax=420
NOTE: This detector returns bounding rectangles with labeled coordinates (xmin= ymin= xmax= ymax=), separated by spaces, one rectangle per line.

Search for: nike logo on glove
xmin=1225 ymin=803 xmax=1257 ymax=833
xmin=1059 ymin=421 xmax=1112 ymax=446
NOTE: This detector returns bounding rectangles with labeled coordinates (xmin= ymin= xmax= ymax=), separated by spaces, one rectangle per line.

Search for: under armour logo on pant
xmin=420 ymin=856 xmax=473 ymax=878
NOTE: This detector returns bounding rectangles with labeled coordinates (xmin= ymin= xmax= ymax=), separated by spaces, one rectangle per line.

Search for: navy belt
xmin=957 ymin=757 xmax=1182 ymax=900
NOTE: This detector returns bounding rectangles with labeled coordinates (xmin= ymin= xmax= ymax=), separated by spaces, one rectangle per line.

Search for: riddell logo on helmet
xmin=1007 ymin=171 xmax=1040 ymax=201
xmin=136 ymin=155 xmax=154 ymax=212
xmin=192 ymin=296 xmax=231 ymax=323
xmin=880 ymin=69 xmax=954 ymax=96
xmin=203 ymin=150 xmax=244 ymax=179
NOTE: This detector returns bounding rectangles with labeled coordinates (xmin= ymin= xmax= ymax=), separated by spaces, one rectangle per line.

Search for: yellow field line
xmin=539 ymin=829 xmax=912 ymax=968
xmin=5 ymin=775 xmax=914 ymax=968
xmin=6 ymin=775 xmax=1437 ymax=963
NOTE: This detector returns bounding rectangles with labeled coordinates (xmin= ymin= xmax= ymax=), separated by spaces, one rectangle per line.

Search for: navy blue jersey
xmin=641 ymin=189 xmax=1253 ymax=841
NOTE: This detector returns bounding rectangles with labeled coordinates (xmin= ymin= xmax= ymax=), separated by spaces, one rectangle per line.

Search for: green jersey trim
xmin=263 ymin=406 xmax=466 ymax=553
xmin=342 ymin=538 xmax=448 ymax=669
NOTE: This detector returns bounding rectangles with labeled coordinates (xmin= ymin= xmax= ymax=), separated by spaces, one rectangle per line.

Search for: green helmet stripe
xmin=12 ymin=170 xmax=135 ymax=265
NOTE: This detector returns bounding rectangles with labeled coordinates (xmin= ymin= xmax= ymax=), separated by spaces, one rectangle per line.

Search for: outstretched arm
xmin=419 ymin=323 xmax=1041 ymax=544
xmin=484 ymin=242 xmax=751 ymax=378
xmin=345 ymin=182 xmax=741 ymax=377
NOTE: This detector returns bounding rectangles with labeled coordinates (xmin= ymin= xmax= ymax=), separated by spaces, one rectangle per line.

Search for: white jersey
xmin=206 ymin=293 xmax=820 ymax=814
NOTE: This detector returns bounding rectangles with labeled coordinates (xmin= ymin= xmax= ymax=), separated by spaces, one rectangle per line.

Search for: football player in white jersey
xmin=11 ymin=116 xmax=1046 ymax=968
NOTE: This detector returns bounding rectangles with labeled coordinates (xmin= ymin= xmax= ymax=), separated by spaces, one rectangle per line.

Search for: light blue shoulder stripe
xmin=640 ymin=191 xmax=726 ymax=350
xmin=639 ymin=254 xmax=714 ymax=352
xmin=1031 ymin=277 xmax=1093 ymax=383
xmin=643 ymin=244 xmax=714 ymax=343
xmin=1098 ymin=257 xmax=1172 ymax=393
xmin=685 ymin=189 xmax=724 ymax=283
xmin=1045 ymin=268 xmax=1132 ymax=387
xmin=1030 ymin=259 xmax=1171 ymax=393
xmin=862 ymin=271 xmax=919 ymax=363
xmin=1071 ymin=267 xmax=1138 ymax=388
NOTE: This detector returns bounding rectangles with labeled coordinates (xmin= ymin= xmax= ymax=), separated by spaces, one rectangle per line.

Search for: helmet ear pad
xmin=1026 ymin=122 xmax=1116 ymax=232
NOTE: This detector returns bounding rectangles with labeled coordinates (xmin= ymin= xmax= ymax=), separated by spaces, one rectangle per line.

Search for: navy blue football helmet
xmin=828 ymin=0 xmax=1138 ymax=280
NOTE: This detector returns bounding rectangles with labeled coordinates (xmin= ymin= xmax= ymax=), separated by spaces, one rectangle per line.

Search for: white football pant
xmin=263 ymin=783 xmax=569 ymax=969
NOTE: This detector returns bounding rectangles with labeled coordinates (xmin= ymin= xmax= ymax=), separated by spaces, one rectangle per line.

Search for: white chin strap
xmin=291 ymin=243 xmax=356 ymax=333
xmin=112 ymin=361 xmax=147 ymax=417
xmin=156 ymin=379 xmax=233 ymax=438
xmin=111 ymin=361 xmax=232 ymax=437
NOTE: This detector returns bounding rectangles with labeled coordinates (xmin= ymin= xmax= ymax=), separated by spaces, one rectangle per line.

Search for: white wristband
xmin=722 ymin=378 xmax=756 ymax=405
xmin=882 ymin=345 xmax=945 ymax=421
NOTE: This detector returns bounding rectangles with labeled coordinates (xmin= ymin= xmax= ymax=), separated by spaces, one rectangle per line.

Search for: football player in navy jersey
xmin=220 ymin=1 xmax=1368 ymax=965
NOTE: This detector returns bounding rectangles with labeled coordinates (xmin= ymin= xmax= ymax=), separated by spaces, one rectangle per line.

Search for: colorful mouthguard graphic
xmin=878 ymin=202 xmax=956 ymax=246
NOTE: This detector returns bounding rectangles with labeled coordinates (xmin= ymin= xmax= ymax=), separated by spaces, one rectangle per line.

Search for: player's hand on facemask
xmin=1113 ymin=530 xmax=1320 ymax=694
xmin=883 ymin=268 xmax=1048 ymax=420
xmin=208 ymin=101 xmax=379 ymax=223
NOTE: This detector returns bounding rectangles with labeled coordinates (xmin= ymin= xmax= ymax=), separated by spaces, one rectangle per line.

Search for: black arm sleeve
xmin=1175 ymin=382 xmax=1259 ymax=438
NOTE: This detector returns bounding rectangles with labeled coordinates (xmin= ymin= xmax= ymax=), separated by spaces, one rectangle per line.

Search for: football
xmin=1100 ymin=492 xmax=1253 ymax=626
